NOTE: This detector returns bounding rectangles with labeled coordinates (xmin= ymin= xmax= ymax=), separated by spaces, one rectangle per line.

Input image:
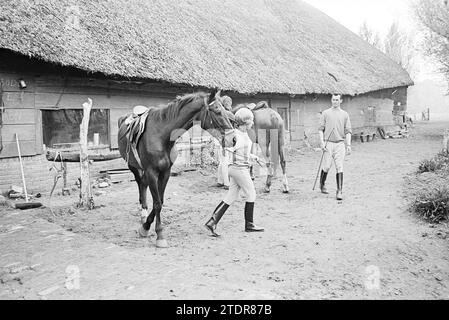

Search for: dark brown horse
xmin=118 ymin=90 xmax=234 ymax=248
xmin=232 ymin=102 xmax=289 ymax=193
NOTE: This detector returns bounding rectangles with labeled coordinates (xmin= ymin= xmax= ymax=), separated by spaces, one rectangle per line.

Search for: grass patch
xmin=417 ymin=150 xmax=449 ymax=173
xmin=411 ymin=186 xmax=449 ymax=223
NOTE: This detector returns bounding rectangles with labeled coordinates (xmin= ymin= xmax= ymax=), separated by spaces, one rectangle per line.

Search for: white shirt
xmin=226 ymin=129 xmax=253 ymax=167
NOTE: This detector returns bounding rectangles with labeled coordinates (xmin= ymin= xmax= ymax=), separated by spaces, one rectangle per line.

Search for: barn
xmin=0 ymin=0 xmax=413 ymax=193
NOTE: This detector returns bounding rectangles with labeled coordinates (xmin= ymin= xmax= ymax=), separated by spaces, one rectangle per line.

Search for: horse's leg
xmin=264 ymin=129 xmax=273 ymax=193
xmin=250 ymin=142 xmax=257 ymax=181
xmin=278 ymin=129 xmax=289 ymax=193
xmin=129 ymin=166 xmax=151 ymax=228
xmin=145 ymin=168 xmax=167 ymax=248
xmin=250 ymin=127 xmax=259 ymax=181
xmin=158 ymin=167 xmax=171 ymax=208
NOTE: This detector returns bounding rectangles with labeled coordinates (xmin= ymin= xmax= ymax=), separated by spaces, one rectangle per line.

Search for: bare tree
xmin=358 ymin=21 xmax=383 ymax=50
xmin=384 ymin=22 xmax=416 ymax=76
xmin=414 ymin=0 xmax=449 ymax=88
xmin=358 ymin=21 xmax=416 ymax=77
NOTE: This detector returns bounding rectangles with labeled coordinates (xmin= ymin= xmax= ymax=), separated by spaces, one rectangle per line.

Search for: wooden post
xmin=428 ymin=108 xmax=430 ymax=121
xmin=443 ymin=129 xmax=449 ymax=154
xmin=79 ymin=98 xmax=94 ymax=209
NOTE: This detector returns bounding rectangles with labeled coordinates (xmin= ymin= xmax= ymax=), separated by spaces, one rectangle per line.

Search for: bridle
xmin=200 ymin=96 xmax=232 ymax=133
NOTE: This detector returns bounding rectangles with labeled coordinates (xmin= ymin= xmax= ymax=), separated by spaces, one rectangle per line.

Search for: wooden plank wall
xmin=289 ymin=89 xmax=400 ymax=147
xmin=33 ymin=76 xmax=175 ymax=149
xmin=0 ymin=72 xmax=37 ymax=158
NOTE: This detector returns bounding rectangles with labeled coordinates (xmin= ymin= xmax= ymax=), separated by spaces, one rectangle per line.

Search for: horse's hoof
xmin=264 ymin=188 xmax=271 ymax=193
xmin=138 ymin=226 xmax=150 ymax=238
xmin=156 ymin=239 xmax=168 ymax=248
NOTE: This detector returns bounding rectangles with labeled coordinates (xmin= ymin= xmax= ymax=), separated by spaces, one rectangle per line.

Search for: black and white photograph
xmin=0 ymin=0 xmax=448 ymax=303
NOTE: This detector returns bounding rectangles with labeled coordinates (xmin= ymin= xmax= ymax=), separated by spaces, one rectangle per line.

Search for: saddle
xmin=252 ymin=101 xmax=270 ymax=111
xmin=122 ymin=105 xmax=150 ymax=170
xmin=125 ymin=106 xmax=150 ymax=145
xmin=234 ymin=101 xmax=270 ymax=114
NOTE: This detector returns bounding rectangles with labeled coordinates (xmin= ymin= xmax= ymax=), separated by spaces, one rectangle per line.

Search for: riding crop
xmin=312 ymin=128 xmax=335 ymax=191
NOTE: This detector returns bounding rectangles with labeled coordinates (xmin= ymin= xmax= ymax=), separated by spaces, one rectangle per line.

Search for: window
xmin=42 ymin=109 xmax=109 ymax=148
xmin=365 ymin=106 xmax=376 ymax=125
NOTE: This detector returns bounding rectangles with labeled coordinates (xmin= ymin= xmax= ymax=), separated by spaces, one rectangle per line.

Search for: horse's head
xmin=196 ymin=89 xmax=235 ymax=141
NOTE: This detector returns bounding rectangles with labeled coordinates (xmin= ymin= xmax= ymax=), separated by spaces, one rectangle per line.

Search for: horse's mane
xmin=147 ymin=92 xmax=208 ymax=122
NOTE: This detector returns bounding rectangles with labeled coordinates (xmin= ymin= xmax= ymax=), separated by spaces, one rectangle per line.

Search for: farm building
xmin=0 ymin=0 xmax=413 ymax=193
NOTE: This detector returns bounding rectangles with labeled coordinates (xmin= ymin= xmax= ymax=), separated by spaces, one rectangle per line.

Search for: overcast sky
xmin=301 ymin=0 xmax=443 ymax=82
xmin=302 ymin=0 xmax=414 ymax=37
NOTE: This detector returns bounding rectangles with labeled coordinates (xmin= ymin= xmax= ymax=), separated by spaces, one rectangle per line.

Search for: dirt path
xmin=1 ymin=121 xmax=449 ymax=300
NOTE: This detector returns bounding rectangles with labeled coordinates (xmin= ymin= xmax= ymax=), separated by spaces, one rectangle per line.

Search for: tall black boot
xmin=244 ymin=202 xmax=264 ymax=232
xmin=320 ymin=170 xmax=329 ymax=194
xmin=336 ymin=172 xmax=343 ymax=200
xmin=205 ymin=201 xmax=229 ymax=237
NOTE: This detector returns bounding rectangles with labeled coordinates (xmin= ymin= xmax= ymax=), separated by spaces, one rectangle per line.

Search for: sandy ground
xmin=1 ymin=121 xmax=449 ymax=300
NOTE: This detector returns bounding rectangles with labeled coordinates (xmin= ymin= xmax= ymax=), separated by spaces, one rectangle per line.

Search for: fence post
xmin=443 ymin=129 xmax=449 ymax=154
xmin=190 ymin=137 xmax=193 ymax=166
xmin=79 ymin=98 xmax=94 ymax=210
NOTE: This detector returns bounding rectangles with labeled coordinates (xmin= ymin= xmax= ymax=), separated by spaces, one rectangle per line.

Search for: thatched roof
xmin=0 ymin=0 xmax=413 ymax=95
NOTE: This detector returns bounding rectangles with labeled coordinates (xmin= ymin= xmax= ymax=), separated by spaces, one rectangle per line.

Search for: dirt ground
xmin=1 ymin=121 xmax=449 ymax=300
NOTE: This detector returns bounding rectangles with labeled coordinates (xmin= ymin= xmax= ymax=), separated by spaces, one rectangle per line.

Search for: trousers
xmin=322 ymin=141 xmax=345 ymax=173
xmin=223 ymin=166 xmax=256 ymax=204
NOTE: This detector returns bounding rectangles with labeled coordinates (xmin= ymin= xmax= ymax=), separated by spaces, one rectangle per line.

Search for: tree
xmin=384 ymin=22 xmax=416 ymax=76
xmin=414 ymin=0 xmax=449 ymax=88
xmin=358 ymin=21 xmax=383 ymax=50
xmin=358 ymin=21 xmax=416 ymax=77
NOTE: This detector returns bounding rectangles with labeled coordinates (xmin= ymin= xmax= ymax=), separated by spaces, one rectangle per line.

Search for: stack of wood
xmin=99 ymin=169 xmax=135 ymax=183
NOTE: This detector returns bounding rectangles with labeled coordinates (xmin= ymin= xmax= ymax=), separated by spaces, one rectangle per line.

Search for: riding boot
xmin=244 ymin=202 xmax=265 ymax=232
xmin=320 ymin=170 xmax=329 ymax=194
xmin=205 ymin=201 xmax=229 ymax=237
xmin=336 ymin=172 xmax=344 ymax=200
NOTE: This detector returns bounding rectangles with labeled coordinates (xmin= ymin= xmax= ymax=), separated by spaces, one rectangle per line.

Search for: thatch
xmin=0 ymin=0 xmax=413 ymax=95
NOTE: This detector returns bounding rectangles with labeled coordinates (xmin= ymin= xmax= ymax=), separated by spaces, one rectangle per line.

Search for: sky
xmin=302 ymin=0 xmax=413 ymax=37
xmin=301 ymin=0 xmax=443 ymax=82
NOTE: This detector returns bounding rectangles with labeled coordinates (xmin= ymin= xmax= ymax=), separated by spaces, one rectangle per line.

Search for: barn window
xmin=365 ymin=106 xmax=377 ymax=124
xmin=42 ymin=109 xmax=109 ymax=148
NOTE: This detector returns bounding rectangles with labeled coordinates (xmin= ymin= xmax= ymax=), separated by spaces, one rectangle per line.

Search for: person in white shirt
xmin=205 ymin=107 xmax=264 ymax=237
xmin=318 ymin=94 xmax=352 ymax=201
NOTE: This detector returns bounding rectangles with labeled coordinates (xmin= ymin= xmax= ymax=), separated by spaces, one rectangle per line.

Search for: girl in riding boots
xmin=205 ymin=107 xmax=264 ymax=237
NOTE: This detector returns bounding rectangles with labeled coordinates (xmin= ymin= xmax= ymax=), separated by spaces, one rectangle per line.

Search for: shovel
xmin=14 ymin=133 xmax=42 ymax=210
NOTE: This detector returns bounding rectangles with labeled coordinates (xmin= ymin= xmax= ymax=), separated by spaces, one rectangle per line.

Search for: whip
xmin=312 ymin=128 xmax=335 ymax=191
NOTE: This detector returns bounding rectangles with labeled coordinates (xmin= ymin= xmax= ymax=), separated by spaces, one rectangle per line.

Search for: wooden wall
xmin=0 ymin=49 xmax=191 ymax=159
xmin=0 ymin=72 xmax=37 ymax=157
xmin=289 ymin=87 xmax=408 ymax=147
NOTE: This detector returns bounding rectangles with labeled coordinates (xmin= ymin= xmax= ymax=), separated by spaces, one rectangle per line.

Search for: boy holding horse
xmin=205 ymin=107 xmax=265 ymax=236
